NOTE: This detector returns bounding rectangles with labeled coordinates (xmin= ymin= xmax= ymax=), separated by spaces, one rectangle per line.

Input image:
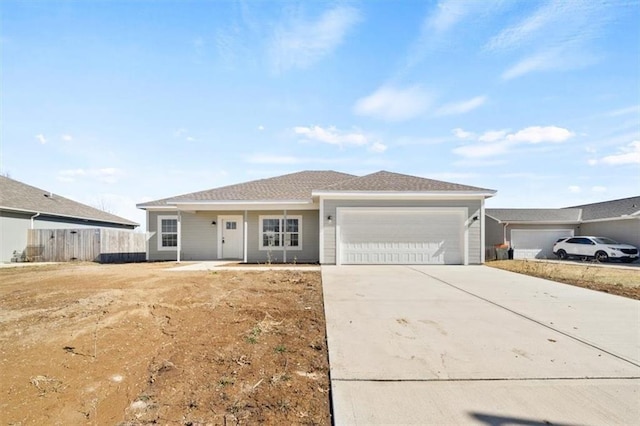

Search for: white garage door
xmin=338 ymin=208 xmax=466 ymax=265
xmin=511 ymin=229 xmax=574 ymax=259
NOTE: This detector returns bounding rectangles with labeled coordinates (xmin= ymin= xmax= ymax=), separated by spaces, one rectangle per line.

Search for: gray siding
xmin=485 ymin=216 xmax=505 ymax=247
xmin=486 ymin=221 xmax=578 ymax=247
xmin=1 ymin=212 xmax=30 ymax=262
xmin=578 ymin=219 xmax=640 ymax=249
xmin=246 ymin=210 xmax=319 ymax=263
xmin=148 ymin=210 xmax=178 ymax=261
xmin=322 ymin=199 xmax=482 ymax=265
xmin=147 ymin=209 xmax=320 ymax=263
xmin=181 ymin=211 xmax=220 ymax=261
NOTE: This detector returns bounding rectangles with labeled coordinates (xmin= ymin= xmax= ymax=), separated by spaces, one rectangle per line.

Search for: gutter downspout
xmin=30 ymin=212 xmax=41 ymax=229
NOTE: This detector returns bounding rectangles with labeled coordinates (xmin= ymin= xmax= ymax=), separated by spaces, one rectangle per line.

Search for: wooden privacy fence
xmin=26 ymin=229 xmax=145 ymax=263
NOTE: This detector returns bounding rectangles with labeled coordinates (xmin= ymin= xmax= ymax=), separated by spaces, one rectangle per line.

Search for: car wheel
xmin=556 ymin=249 xmax=567 ymax=260
xmin=595 ymin=251 xmax=608 ymax=262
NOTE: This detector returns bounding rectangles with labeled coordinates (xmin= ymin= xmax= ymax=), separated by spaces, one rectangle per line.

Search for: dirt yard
xmin=488 ymin=260 xmax=640 ymax=300
xmin=0 ymin=263 xmax=330 ymax=425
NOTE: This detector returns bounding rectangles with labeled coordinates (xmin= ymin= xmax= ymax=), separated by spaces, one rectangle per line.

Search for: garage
xmin=337 ymin=208 xmax=466 ymax=265
xmin=511 ymin=229 xmax=574 ymax=259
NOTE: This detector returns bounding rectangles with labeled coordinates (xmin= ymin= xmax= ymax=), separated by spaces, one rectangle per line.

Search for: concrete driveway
xmin=322 ymin=265 xmax=640 ymax=425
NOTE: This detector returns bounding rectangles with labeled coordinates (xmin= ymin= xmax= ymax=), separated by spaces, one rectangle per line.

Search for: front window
xmin=259 ymin=215 xmax=302 ymax=250
xmin=158 ymin=215 xmax=178 ymax=250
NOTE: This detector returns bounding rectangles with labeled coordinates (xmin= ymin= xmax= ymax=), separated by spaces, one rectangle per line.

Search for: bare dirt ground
xmin=0 ymin=263 xmax=330 ymax=425
xmin=488 ymin=260 xmax=640 ymax=300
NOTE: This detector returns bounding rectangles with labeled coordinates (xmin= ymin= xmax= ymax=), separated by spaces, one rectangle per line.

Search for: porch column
xmin=243 ymin=210 xmax=248 ymax=263
xmin=177 ymin=210 xmax=182 ymax=263
xmin=283 ymin=209 xmax=287 ymax=263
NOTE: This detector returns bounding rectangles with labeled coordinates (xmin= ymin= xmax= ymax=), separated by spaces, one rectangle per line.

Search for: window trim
xmin=258 ymin=215 xmax=303 ymax=251
xmin=157 ymin=215 xmax=178 ymax=251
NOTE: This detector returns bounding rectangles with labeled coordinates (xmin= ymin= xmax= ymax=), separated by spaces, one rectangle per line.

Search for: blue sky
xmin=2 ymin=0 xmax=639 ymax=227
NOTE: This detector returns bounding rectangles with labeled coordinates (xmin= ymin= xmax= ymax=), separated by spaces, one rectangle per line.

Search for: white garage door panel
xmin=511 ymin=229 xmax=574 ymax=260
xmin=339 ymin=209 xmax=464 ymax=265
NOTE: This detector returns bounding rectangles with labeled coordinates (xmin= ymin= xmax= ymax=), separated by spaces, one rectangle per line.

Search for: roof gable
xmin=316 ymin=170 xmax=494 ymax=193
xmin=138 ymin=171 xmax=356 ymax=207
xmin=565 ymin=196 xmax=640 ymax=220
xmin=0 ymin=176 xmax=138 ymax=226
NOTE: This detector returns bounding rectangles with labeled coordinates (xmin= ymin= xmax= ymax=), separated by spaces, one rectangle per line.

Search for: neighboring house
xmin=0 ymin=176 xmax=139 ymax=262
xmin=137 ymin=170 xmax=496 ymax=265
xmin=486 ymin=196 xmax=640 ymax=259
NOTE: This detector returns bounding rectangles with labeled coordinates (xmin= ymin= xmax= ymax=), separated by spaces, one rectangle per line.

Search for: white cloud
xmin=35 ymin=134 xmax=47 ymax=144
xmin=492 ymin=1 xmax=610 ymax=80
xmin=293 ymin=125 xmax=388 ymax=154
xmin=501 ymin=46 xmax=596 ymax=80
xmin=506 ymin=126 xmax=574 ymax=144
xmin=294 ymin=125 xmax=368 ymax=147
xmin=592 ymin=185 xmax=607 ymax=193
xmin=403 ymin=0 xmax=504 ymax=71
xmin=258 ymin=125 xmax=265 ymax=131
xmin=568 ymin=185 xmax=581 ymax=193
xmin=369 ymin=142 xmax=388 ymax=153
xmin=436 ymin=95 xmax=487 ymax=116
xmin=453 ymin=125 xmax=574 ymax=158
xmin=426 ymin=0 xmax=481 ymax=33
xmin=599 ymin=141 xmax=640 ymax=165
xmin=606 ymin=105 xmax=640 ymax=117
xmin=452 ymin=128 xmax=475 ymax=139
xmin=269 ymin=6 xmax=361 ymax=73
xmin=353 ymin=85 xmax=432 ymax=121
xmin=61 ymin=134 xmax=73 ymax=141
xmin=58 ymin=168 xmax=125 ymax=184
xmin=479 ymin=129 xmax=509 ymax=142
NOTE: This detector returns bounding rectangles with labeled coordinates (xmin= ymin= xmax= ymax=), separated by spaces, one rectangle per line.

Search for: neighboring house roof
xmin=138 ymin=170 xmax=496 ymax=209
xmin=315 ymin=170 xmax=495 ymax=193
xmin=0 ymin=176 xmax=138 ymax=226
xmin=486 ymin=208 xmax=582 ymax=223
xmin=137 ymin=171 xmax=357 ymax=207
xmin=565 ymin=196 xmax=640 ymax=221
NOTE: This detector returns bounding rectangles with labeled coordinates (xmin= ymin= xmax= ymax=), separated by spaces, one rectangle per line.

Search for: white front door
xmin=219 ymin=215 xmax=243 ymax=259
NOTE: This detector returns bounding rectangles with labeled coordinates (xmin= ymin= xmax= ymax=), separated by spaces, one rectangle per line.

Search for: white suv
xmin=553 ymin=236 xmax=639 ymax=263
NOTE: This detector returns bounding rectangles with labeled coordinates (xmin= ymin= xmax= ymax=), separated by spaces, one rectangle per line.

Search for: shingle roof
xmin=137 ymin=171 xmax=357 ymax=207
xmin=565 ymin=196 xmax=640 ymax=220
xmin=0 ymin=176 xmax=138 ymax=226
xmin=486 ymin=208 xmax=582 ymax=223
xmin=315 ymin=170 xmax=495 ymax=193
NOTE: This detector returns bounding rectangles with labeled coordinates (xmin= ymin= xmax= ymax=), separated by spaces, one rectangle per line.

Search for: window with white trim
xmin=259 ymin=215 xmax=302 ymax=250
xmin=157 ymin=215 xmax=178 ymax=251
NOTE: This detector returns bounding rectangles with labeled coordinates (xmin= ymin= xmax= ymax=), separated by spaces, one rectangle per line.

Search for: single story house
xmin=486 ymin=196 xmax=640 ymax=259
xmin=0 ymin=176 xmax=139 ymax=262
xmin=137 ymin=170 xmax=496 ymax=265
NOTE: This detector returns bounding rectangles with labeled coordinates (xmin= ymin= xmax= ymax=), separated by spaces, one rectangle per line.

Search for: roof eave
xmin=493 ymin=220 xmax=581 ymax=225
xmin=312 ymin=190 xmax=496 ymax=199
xmin=580 ymin=215 xmax=640 ymax=223
xmin=0 ymin=206 xmax=139 ymax=227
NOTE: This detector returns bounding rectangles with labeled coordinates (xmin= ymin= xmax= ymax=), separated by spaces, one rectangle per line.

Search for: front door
xmin=219 ymin=216 xmax=243 ymax=259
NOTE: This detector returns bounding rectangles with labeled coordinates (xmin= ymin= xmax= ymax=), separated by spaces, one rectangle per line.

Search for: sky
xmin=1 ymin=0 xmax=639 ymax=228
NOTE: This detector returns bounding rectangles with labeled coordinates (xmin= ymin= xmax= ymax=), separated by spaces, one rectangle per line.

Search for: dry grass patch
xmin=0 ymin=263 xmax=330 ymax=425
xmin=488 ymin=260 xmax=640 ymax=300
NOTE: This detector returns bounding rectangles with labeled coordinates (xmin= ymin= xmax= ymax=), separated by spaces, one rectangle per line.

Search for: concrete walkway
xmin=167 ymin=261 xmax=320 ymax=271
xmin=322 ymin=265 xmax=640 ymax=425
